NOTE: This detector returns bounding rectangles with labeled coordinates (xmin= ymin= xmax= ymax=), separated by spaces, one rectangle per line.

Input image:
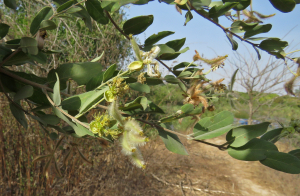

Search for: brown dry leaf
xmin=175 ymin=4 xmax=182 ymax=15
xmin=184 ymin=83 xmax=208 ymax=108
xmin=193 ymin=50 xmax=201 ymax=61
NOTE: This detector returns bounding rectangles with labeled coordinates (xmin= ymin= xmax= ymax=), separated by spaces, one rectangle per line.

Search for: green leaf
xmin=14 ymin=85 xmax=34 ymax=101
xmin=173 ymin=62 xmax=197 ymax=70
xmin=40 ymin=20 xmax=57 ymax=30
xmin=157 ymin=124 xmax=188 ymax=155
xmin=20 ymin=37 xmax=38 ymax=55
xmin=30 ymin=6 xmax=53 ymax=35
xmin=102 ymin=0 xmax=140 ymax=12
xmin=86 ymin=72 xmax=104 ymax=91
xmin=1 ymin=70 xmax=49 ymax=105
xmin=227 ymin=138 xmax=278 ymax=161
xmin=144 ymin=77 xmax=163 ymax=85
xmin=226 ymin=33 xmax=238 ymax=50
xmin=159 ymin=47 xmax=189 ymax=60
xmin=244 ymin=24 xmax=272 ymax=39
xmin=192 ymin=0 xmax=212 ymax=8
xmin=50 ymin=132 xmax=59 ymax=140
xmin=288 ymin=149 xmax=300 ymax=159
xmin=47 ymin=62 xmax=103 ymax=89
xmin=229 ymin=69 xmax=238 ymax=92
xmin=102 ymin=64 xmax=117 ymax=83
xmin=165 ymin=38 xmax=186 ymax=52
xmin=178 ymin=71 xmax=192 ymax=78
xmin=259 ymin=38 xmax=288 ymax=53
xmin=253 ymin=46 xmax=261 ymax=60
xmin=227 ymin=122 xmax=270 ymax=147
xmin=0 ymin=23 xmax=10 ymax=39
xmin=144 ymin=31 xmax=175 ymax=46
xmin=129 ymin=83 xmax=150 ymax=93
xmin=78 ymin=87 xmax=108 ymax=114
xmin=53 ymin=73 xmax=61 ymax=106
xmin=193 ymin=111 xmax=234 ymax=139
xmin=164 ymin=75 xmax=179 ymax=84
xmin=160 ymin=106 xmax=203 ymax=123
xmin=86 ymin=0 xmax=109 ymax=25
xmin=120 ymin=96 xmax=148 ymax=111
xmin=28 ymin=51 xmax=48 ymax=65
xmin=61 ymin=90 xmax=94 ymax=111
xmin=181 ymin=104 xmax=194 ymax=113
xmin=269 ymin=0 xmax=295 ymax=13
xmin=57 ymin=0 xmax=75 ymax=13
xmin=184 ymin=10 xmax=193 ymax=26
xmin=10 ymin=102 xmax=28 ymax=129
xmin=75 ymin=122 xmax=94 ymax=137
xmin=4 ymin=0 xmax=17 ymax=10
xmin=260 ymin=128 xmax=283 ymax=143
xmin=66 ymin=7 xmax=83 ymax=14
xmin=123 ymin=15 xmax=154 ymax=35
xmin=223 ymin=0 xmax=251 ymax=11
xmin=260 ymin=151 xmax=300 ymax=174
xmin=209 ymin=2 xmax=239 ymax=18
xmin=39 ymin=115 xmax=61 ymax=126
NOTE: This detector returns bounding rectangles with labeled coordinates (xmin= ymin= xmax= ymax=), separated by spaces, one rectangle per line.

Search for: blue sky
xmin=125 ymin=1 xmax=300 ymax=92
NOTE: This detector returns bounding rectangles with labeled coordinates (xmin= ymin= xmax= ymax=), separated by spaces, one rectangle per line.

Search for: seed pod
xmin=108 ymin=100 xmax=124 ymax=125
xmin=124 ymin=119 xmax=143 ymax=135
xmin=120 ymin=131 xmax=136 ymax=155
xmin=129 ymin=148 xmax=146 ymax=169
xmin=128 ymin=130 xmax=149 ymax=147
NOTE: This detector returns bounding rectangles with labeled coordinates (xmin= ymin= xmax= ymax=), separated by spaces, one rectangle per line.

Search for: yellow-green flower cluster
xmin=89 ymin=113 xmax=121 ymax=139
xmin=104 ymin=77 xmax=129 ymax=102
xmin=108 ymin=100 xmax=149 ymax=169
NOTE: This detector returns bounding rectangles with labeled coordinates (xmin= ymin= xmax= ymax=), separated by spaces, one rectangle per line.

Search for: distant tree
xmin=227 ymin=52 xmax=293 ymax=124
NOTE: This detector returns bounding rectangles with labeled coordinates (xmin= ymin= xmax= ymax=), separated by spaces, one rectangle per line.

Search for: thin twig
xmin=42 ymin=88 xmax=90 ymax=129
xmin=105 ymin=10 xmax=130 ymax=40
xmin=0 ymin=67 xmax=70 ymax=97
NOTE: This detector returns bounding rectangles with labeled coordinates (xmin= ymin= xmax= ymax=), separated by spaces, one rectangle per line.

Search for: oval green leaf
xmin=86 ymin=0 xmax=109 ymax=25
xmin=260 ymin=151 xmax=300 ymax=174
xmin=228 ymin=138 xmax=278 ymax=161
xmin=227 ymin=122 xmax=270 ymax=147
xmin=129 ymin=82 xmax=150 ymax=93
xmin=123 ymin=15 xmax=154 ymax=35
xmin=0 ymin=23 xmax=10 ymax=39
xmin=40 ymin=20 xmax=57 ymax=30
xmin=269 ymin=0 xmax=295 ymax=13
xmin=30 ymin=6 xmax=53 ymax=35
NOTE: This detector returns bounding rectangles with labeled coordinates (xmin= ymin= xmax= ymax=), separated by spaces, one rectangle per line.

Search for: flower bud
xmin=128 ymin=61 xmax=144 ymax=71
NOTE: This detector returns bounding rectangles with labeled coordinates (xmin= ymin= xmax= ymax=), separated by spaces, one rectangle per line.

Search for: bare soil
xmin=60 ymin=137 xmax=300 ymax=196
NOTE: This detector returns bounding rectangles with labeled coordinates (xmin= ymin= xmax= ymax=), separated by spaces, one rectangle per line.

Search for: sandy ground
xmin=61 ymin=136 xmax=300 ymax=196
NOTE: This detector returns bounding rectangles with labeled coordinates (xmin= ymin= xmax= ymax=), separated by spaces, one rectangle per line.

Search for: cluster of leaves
xmin=1 ymin=0 xmax=300 ymax=175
